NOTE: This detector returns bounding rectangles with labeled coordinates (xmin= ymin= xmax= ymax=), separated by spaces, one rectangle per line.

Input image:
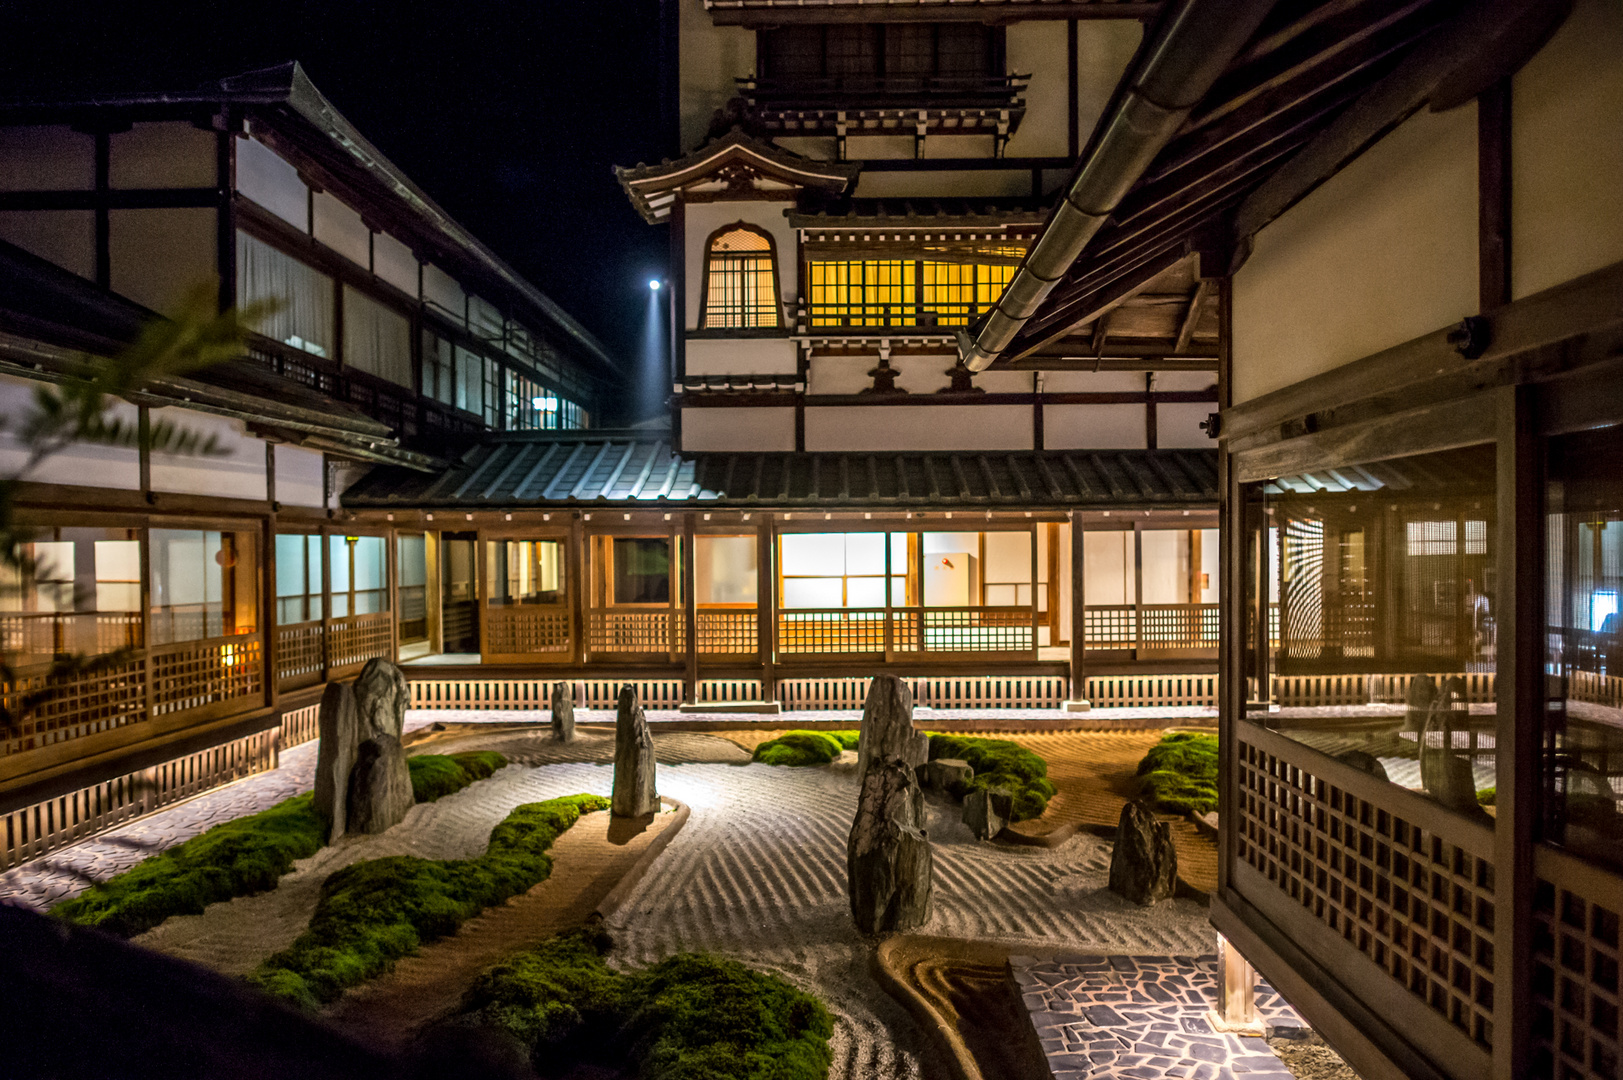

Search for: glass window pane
xmin=783 ymin=577 xmax=843 ymax=609
xmin=236 ymin=231 xmax=334 ymax=358
xmin=342 ymin=286 xmax=412 ymax=388
xmin=845 ymin=533 xmax=887 ymax=575
xmin=487 ymin=539 xmax=565 ymax=606
xmin=150 ymin=528 xmax=257 ymax=644
xmin=846 ymin=577 xmax=886 ymax=607
xmin=696 ymin=536 xmax=757 ymax=604
xmin=398 ymin=534 xmax=427 ymax=644
xmin=2 ymin=528 xmax=143 ymax=657
xmin=781 ymin=533 xmax=846 ymax=576
xmin=612 ymin=538 xmax=670 ymax=605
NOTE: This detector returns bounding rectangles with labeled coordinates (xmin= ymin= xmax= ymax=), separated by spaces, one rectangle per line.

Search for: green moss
xmin=250 ymin=793 xmax=609 ymax=1006
xmin=409 ymin=750 xmax=508 ymax=802
xmin=1135 ymin=732 xmax=1218 ymax=815
xmin=752 ymin=731 xmax=844 ymax=767
xmin=828 ymin=730 xmax=860 ymax=751
xmin=53 ymin=793 xmax=327 ymax=939
xmin=1477 ymin=787 xmax=1496 ymax=806
xmin=926 ymin=734 xmax=1055 ymax=822
xmin=54 ymin=751 xmax=510 ymax=940
xmin=468 ymin=928 xmax=833 ymax=1080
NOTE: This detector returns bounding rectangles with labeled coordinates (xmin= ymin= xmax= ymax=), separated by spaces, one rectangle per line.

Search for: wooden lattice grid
xmin=588 ymin=610 xmax=678 ymax=654
xmin=0 ymin=655 xmax=148 ymax=756
xmin=278 ymin=702 xmax=321 ymax=748
xmin=1531 ymin=861 xmax=1623 ymax=1079
xmin=327 ymin=613 xmax=393 ymax=669
xmin=275 ymin=623 xmax=325 ymax=682
xmin=486 ymin=609 xmax=571 ymax=654
xmin=150 ymin=638 xmax=262 ymax=716
xmin=1138 ymin=603 xmax=1221 ymax=648
xmin=696 ymin=610 xmax=758 ymax=654
xmin=777 ymin=610 xmax=888 ymax=653
xmin=1084 ymin=605 xmax=1137 ymax=647
xmin=1237 ymin=735 xmax=1497 ymax=1050
xmin=918 ymin=608 xmax=1033 ymax=652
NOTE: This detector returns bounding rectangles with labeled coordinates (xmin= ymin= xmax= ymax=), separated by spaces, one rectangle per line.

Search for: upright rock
xmin=314 ymin=681 xmax=359 ymax=842
xmin=1108 ymin=799 xmax=1178 ymax=905
xmin=848 ymin=757 xmax=933 ymax=934
xmin=611 ymin=685 xmax=658 ymax=817
xmin=918 ymin=757 xmax=973 ymax=795
xmin=346 ymin=735 xmax=414 ymax=834
xmin=856 ymin=675 xmax=927 ymax=782
xmin=550 ymin=682 xmax=576 ymax=742
xmin=962 ymin=786 xmax=1012 ymax=841
xmin=353 ymin=658 xmax=409 ymax=741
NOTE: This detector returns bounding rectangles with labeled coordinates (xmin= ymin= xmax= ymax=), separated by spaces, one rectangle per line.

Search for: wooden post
xmin=1029 ymin=522 xmax=1040 ymax=660
xmin=682 ymin=516 xmax=697 ymax=704
xmin=1133 ymin=521 xmax=1145 ymax=660
xmin=1067 ymin=511 xmax=1087 ymax=708
xmin=474 ymin=527 xmax=489 ymax=664
xmin=883 ymin=522 xmax=895 ymax=663
xmin=319 ymin=526 xmax=332 ymax=681
xmin=425 ymin=529 xmax=443 ymax=658
xmin=757 ymin=513 xmax=776 ymax=704
xmin=264 ymin=513 xmax=278 ymax=712
xmin=1217 ymin=935 xmax=1258 ymax=1029
xmin=1492 ymin=383 xmax=1540 ymax=1080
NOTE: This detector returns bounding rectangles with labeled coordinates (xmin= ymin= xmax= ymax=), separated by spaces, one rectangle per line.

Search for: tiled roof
xmin=342 ymin=433 xmax=1220 ymax=510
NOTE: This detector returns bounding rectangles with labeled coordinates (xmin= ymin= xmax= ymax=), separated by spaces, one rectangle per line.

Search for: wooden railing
xmin=698 ymin=610 xmax=758 ymax=654
xmin=0 ymin=612 xmax=143 ymax=657
xmin=150 ymin=635 xmax=263 ymax=719
xmin=1082 ymin=603 xmax=1221 ymax=651
xmin=776 ymin=606 xmax=1037 ymax=655
xmin=485 ymin=606 xmax=571 ymax=657
xmin=587 ymin=609 xmax=683 ymax=656
xmin=1531 ymin=845 xmax=1623 ymax=1078
xmin=273 ymin=612 xmax=394 ymax=690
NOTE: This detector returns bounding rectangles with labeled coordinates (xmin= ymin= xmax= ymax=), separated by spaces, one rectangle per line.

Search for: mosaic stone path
xmin=1012 ymin=954 xmax=1307 ymax=1079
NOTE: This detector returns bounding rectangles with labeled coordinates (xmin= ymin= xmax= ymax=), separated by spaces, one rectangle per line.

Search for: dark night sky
xmin=0 ymin=0 xmax=673 ymax=373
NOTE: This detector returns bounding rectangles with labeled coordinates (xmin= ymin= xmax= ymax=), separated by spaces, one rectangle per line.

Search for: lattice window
xmin=276 ymin=623 xmax=325 ymax=684
xmin=1532 ymin=873 xmax=1623 ymax=1079
xmin=921 ymin=261 xmax=1016 ymax=326
xmin=1237 ymin=734 xmax=1496 ymax=1049
xmin=777 ymin=610 xmax=887 ymax=653
xmin=702 ymin=227 xmax=779 ymax=329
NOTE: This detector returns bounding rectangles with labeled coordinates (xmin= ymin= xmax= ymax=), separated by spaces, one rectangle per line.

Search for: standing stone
xmin=856 ymin=675 xmax=927 ymax=782
xmin=917 ymin=758 xmax=973 ymax=794
xmin=550 ymin=682 xmax=576 ymax=743
xmin=611 ymin=685 xmax=657 ymax=817
xmin=962 ymin=786 xmax=1012 ymax=841
xmin=1108 ymin=799 xmax=1178 ymax=905
xmin=848 ymin=757 xmax=933 ymax=934
xmin=353 ymin=658 xmax=409 ymax=741
xmin=346 ymin=735 xmax=414 ymax=834
xmin=313 ymin=681 xmax=359 ymax=842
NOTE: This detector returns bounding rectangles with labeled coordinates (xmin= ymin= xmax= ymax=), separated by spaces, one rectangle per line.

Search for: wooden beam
xmin=1232 ymin=0 xmax=1571 ymax=248
xmin=707 ymin=2 xmax=1161 ymax=25
xmin=1175 ymin=278 xmax=1215 ymax=353
xmin=1010 ymin=247 xmax=1195 ymax=361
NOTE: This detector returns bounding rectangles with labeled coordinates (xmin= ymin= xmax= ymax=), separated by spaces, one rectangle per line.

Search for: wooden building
xmin=950 ymin=1 xmax=1622 ymax=1078
xmin=0 ymin=63 xmax=621 ymax=868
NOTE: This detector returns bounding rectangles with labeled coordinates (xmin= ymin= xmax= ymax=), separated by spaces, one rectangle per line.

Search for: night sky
xmin=0 ymin=0 xmax=674 ymax=374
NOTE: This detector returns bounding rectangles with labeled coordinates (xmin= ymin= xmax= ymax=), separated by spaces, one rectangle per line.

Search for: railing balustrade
xmin=485 ymin=606 xmax=571 ymax=657
xmin=1082 ymin=603 xmax=1221 ymax=651
xmin=776 ymin=606 xmax=1037 ymax=655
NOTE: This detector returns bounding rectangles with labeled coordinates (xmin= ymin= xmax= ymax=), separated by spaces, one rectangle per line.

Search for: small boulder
xmin=962 ymin=786 xmax=1012 ymax=840
xmin=918 ymin=757 xmax=973 ymax=794
xmin=353 ymin=658 xmax=409 ymax=741
xmin=856 ymin=675 xmax=926 ymax=782
xmin=611 ymin=685 xmax=658 ymax=817
xmin=1108 ymin=799 xmax=1178 ymax=905
xmin=848 ymin=757 xmax=932 ymax=934
xmin=550 ymin=682 xmax=576 ymax=743
xmin=346 ymin=735 xmax=414 ymax=835
xmin=313 ymin=681 xmax=359 ymax=842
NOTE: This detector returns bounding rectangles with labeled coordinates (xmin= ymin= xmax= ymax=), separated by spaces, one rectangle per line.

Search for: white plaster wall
xmin=0 ymin=209 xmax=95 ymax=279
xmin=0 ymin=373 xmax=140 ymax=490
xmin=312 ymin=191 xmax=370 ymax=270
xmin=681 ymin=406 xmax=795 ymax=451
xmin=1045 ymin=403 xmax=1146 ymax=449
xmin=679 ymin=0 xmax=754 ymax=153
xmin=423 ymin=263 xmax=466 ymax=324
xmin=1043 ymin=371 xmax=1149 ymax=393
xmin=150 ymin=408 xmax=267 ymax=501
xmin=373 ymin=232 xmax=418 ymax=296
xmin=807 ymin=355 xmax=872 ymax=396
xmin=235 ymin=136 xmax=308 ymax=231
xmin=274 ymin=443 xmax=326 ymax=508
xmin=684 ymin=200 xmax=797 ymax=330
xmin=1083 ymin=530 xmax=1131 ymax=605
xmin=1511 ymin=0 xmax=1623 ymax=300
xmin=686 ymin=337 xmax=798 ymax=377
xmin=109 ymin=122 xmax=215 ymax=189
xmin=1231 ymin=104 xmax=1477 ymax=404
xmin=1075 ymin=21 xmax=1143 ymax=156
xmin=108 ymin=206 xmax=218 ymax=317
xmin=1154 ymin=371 xmax=1218 ymax=393
xmin=805 ymin=404 xmax=1032 ymax=451
xmin=1003 ymin=21 xmax=1069 ymax=159
xmin=1157 ymin=402 xmax=1217 ymax=449
xmin=0 ymin=125 xmax=95 ymax=190
xmin=1141 ymin=529 xmax=1188 ymax=603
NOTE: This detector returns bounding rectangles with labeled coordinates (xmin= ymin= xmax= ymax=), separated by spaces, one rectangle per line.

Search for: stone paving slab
xmin=1012 ymin=954 xmax=1307 ymax=1079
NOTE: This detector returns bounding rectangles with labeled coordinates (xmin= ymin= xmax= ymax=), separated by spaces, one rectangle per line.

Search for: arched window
xmin=701 ymin=225 xmax=780 ymax=329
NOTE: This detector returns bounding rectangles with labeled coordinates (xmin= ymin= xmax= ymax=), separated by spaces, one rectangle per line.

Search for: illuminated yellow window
xmin=702 ymin=226 xmax=779 ymax=328
xmin=922 ymin=262 xmax=1017 ymax=326
xmin=808 ymin=260 xmax=917 ymax=326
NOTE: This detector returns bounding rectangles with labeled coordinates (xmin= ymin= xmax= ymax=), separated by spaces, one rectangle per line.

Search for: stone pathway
xmin=1013 ymin=953 xmax=1307 ymax=1079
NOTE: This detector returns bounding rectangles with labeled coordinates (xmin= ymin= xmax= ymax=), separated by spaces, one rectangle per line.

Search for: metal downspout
xmin=959 ymin=0 xmax=1280 ymax=371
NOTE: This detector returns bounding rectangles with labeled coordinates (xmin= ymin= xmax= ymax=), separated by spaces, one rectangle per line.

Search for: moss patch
xmin=926 ymin=734 xmax=1055 ymax=822
xmin=52 ymin=793 xmax=327 ymax=939
xmin=250 ymin=793 xmax=610 ymax=1008
xmin=54 ymin=751 xmax=509 ymax=940
xmin=1135 ymin=732 xmax=1218 ymax=815
xmin=751 ymin=731 xmax=844 ymax=767
xmin=409 ymin=751 xmax=508 ymax=802
xmin=467 ymin=926 xmax=833 ymax=1080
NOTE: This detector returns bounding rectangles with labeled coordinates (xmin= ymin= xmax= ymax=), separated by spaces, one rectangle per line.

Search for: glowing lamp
xmin=649 ymin=279 xmax=661 ymax=291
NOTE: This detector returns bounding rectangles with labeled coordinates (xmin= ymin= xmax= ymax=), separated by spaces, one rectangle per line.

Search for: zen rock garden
xmin=316 ymin=659 xmax=415 ymax=840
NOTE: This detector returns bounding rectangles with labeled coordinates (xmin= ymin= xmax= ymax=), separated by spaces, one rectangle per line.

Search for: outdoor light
xmin=649 ymin=279 xmax=661 ymax=291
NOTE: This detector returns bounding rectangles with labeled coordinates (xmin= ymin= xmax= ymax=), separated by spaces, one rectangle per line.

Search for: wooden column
xmin=1492 ymin=383 xmax=1540 ymax=1080
xmin=757 ymin=514 xmax=776 ymax=704
xmin=567 ymin=518 xmax=585 ymax=666
xmin=425 ymin=529 xmax=443 ymax=658
xmin=1218 ymin=275 xmax=1242 ymax=895
xmin=1133 ymin=522 xmax=1145 ymax=660
xmin=883 ymin=524 xmax=895 ymax=663
xmin=474 ymin=528 xmax=489 ymax=664
xmin=1029 ymin=522 xmax=1040 ymax=660
xmin=1068 ymin=511 xmax=1087 ymax=704
xmin=319 ymin=526 xmax=332 ymax=680
xmin=263 ymin=512 xmax=278 ymax=712
xmin=682 ymin=515 xmax=697 ymax=704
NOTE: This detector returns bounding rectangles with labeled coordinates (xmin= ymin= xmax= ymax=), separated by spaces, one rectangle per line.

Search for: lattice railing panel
xmin=1139 ymin=603 xmax=1220 ymax=649
xmin=486 ymin=608 xmax=571 ymax=655
xmin=1084 ymin=605 xmax=1137 ymax=648
xmin=1086 ymin=673 xmax=1218 ymax=708
xmin=279 ymin=702 xmax=321 ymax=748
xmin=0 ymin=612 xmax=143 ymax=656
xmin=916 ymin=608 xmax=1034 ymax=653
xmin=1237 ymin=728 xmax=1496 ymax=1050
xmin=1569 ymin=672 xmax=1623 ymax=710
xmin=697 ymin=610 xmax=758 ymax=654
xmin=778 ymin=610 xmax=888 ymax=654
xmin=275 ymin=622 xmax=325 ymax=685
xmin=1532 ymin=851 xmax=1623 ymax=1079
xmin=588 ymin=610 xmax=679 ymax=654
xmin=328 ymin=613 xmax=393 ymax=670
xmin=0 ymin=656 xmax=148 ymax=756
xmin=150 ymin=637 xmax=262 ymax=717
